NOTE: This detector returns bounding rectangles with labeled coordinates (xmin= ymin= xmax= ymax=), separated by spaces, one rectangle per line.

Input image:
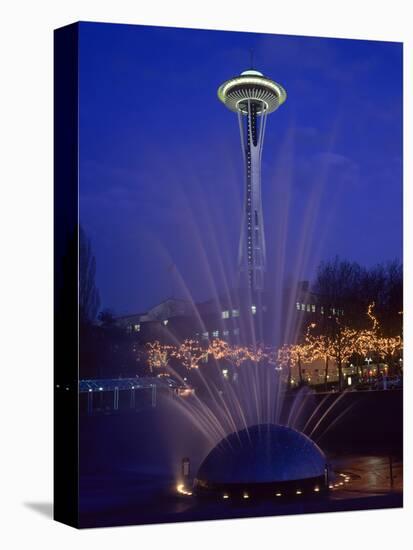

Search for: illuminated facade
xmin=218 ymin=69 xmax=286 ymax=292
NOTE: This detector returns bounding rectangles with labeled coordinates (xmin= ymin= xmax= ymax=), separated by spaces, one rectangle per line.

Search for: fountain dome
xmin=194 ymin=424 xmax=327 ymax=498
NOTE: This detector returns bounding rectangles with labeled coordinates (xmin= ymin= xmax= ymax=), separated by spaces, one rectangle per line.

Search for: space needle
xmin=218 ymin=68 xmax=286 ymax=296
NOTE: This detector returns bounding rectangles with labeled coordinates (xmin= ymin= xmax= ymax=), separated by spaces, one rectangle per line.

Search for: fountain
xmin=194 ymin=423 xmax=327 ymax=499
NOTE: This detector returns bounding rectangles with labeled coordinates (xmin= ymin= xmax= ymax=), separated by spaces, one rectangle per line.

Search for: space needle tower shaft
xmin=218 ymin=69 xmax=286 ymax=293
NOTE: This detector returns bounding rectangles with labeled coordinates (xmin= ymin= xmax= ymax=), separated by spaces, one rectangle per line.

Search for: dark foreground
xmin=78 ymin=389 xmax=402 ymax=528
xmin=79 ymin=455 xmax=402 ymax=528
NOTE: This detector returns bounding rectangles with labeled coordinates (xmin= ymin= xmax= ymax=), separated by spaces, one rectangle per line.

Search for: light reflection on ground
xmin=330 ymin=455 xmax=402 ymax=498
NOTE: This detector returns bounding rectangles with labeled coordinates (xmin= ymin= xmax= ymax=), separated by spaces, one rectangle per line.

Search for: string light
xmin=140 ymin=303 xmax=402 ymax=379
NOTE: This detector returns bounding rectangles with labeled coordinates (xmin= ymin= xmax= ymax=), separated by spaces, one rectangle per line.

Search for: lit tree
xmin=226 ymin=344 xmax=254 ymax=367
xmin=278 ymin=342 xmax=312 ymax=386
xmin=208 ymin=339 xmax=230 ymax=361
xmin=305 ymin=328 xmax=332 ymax=390
xmin=146 ymin=341 xmax=171 ymax=372
xmin=277 ymin=344 xmax=294 ymax=387
xmin=266 ymin=348 xmax=279 ymax=368
xmin=356 ymin=302 xmax=402 ymax=377
xmin=248 ymin=345 xmax=267 ymax=364
xmin=376 ymin=336 xmax=403 ymax=375
xmin=331 ymin=323 xmax=362 ymax=390
xmin=366 ymin=301 xmax=379 ymax=332
xmin=172 ymin=339 xmax=208 ymax=370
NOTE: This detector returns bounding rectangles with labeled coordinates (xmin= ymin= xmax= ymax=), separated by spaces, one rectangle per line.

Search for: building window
xmin=251 ymin=305 xmax=257 ymax=315
xmin=301 ymin=303 xmax=306 ymax=311
xmin=134 ymin=324 xmax=140 ymax=332
xmin=223 ymin=330 xmax=229 ymax=338
xmin=320 ymin=306 xmax=324 ymax=315
xmin=212 ymin=330 xmax=219 ymax=338
xmin=202 ymin=331 xmax=209 ymax=340
xmin=163 ymin=319 xmax=169 ymax=326
xmin=296 ymin=302 xmax=300 ymax=310
xmin=222 ymin=310 xmax=230 ymax=319
xmin=232 ymin=309 xmax=240 ymax=318
xmin=233 ymin=328 xmax=240 ymax=336
xmin=306 ymin=304 xmax=311 ymax=312
xmin=311 ymin=304 xmax=316 ymax=313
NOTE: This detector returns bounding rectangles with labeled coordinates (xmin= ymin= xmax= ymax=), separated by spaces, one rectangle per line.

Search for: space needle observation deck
xmin=218 ymin=69 xmax=286 ymax=293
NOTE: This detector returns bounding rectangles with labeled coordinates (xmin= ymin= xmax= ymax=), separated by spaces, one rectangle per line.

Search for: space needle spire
xmin=218 ymin=68 xmax=286 ymax=294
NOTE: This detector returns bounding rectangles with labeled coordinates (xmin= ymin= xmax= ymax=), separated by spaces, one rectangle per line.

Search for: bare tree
xmin=313 ymin=257 xmax=402 ymax=335
xmin=79 ymin=226 xmax=100 ymax=324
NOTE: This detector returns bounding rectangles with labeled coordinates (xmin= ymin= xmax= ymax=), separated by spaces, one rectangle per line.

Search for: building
xmin=114 ymin=282 xmax=329 ymax=348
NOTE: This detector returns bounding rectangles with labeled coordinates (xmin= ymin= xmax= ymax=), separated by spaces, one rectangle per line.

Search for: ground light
xmin=176 ymin=483 xmax=192 ymax=497
xmin=176 ymin=477 xmax=353 ymax=500
xmin=176 ymin=425 xmax=356 ymax=500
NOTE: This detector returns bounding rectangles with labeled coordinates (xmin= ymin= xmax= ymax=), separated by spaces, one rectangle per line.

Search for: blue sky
xmin=79 ymin=22 xmax=402 ymax=314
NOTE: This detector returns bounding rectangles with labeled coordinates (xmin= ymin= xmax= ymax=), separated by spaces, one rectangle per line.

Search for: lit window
xmin=134 ymin=324 xmax=140 ymax=332
xmin=202 ymin=332 xmax=209 ymax=340
xmin=311 ymin=305 xmax=316 ymax=313
xmin=212 ymin=330 xmax=219 ymax=338
xmin=296 ymin=302 xmax=300 ymax=310
xmin=251 ymin=305 xmax=257 ymax=315
xmin=222 ymin=310 xmax=230 ymax=319
xmin=223 ymin=330 xmax=229 ymax=337
xmin=306 ymin=304 xmax=311 ymax=312
xmin=233 ymin=328 xmax=240 ymax=336
xmin=301 ymin=303 xmax=305 ymax=311
xmin=163 ymin=319 xmax=169 ymax=326
xmin=232 ymin=309 xmax=240 ymax=318
xmin=320 ymin=306 xmax=324 ymax=315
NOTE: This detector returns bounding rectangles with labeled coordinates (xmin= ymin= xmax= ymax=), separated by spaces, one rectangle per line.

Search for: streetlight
xmin=365 ymin=357 xmax=373 ymax=384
